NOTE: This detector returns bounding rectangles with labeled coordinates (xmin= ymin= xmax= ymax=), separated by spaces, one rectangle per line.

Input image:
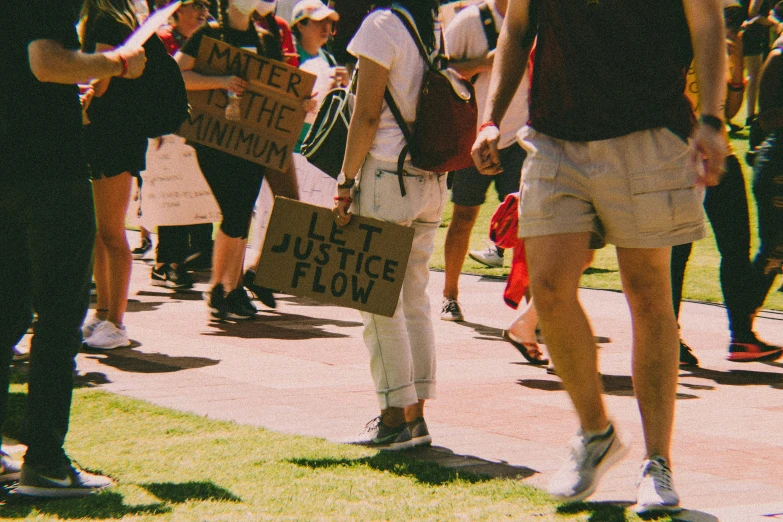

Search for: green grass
xmin=431 ymin=131 xmax=783 ymax=311
xmin=0 ymin=382 xmax=670 ymax=521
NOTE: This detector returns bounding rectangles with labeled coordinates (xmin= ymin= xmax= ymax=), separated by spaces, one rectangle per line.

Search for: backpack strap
xmin=384 ymin=88 xmax=410 ymax=197
xmin=477 ymin=1 xmax=499 ymax=51
xmin=389 ymin=7 xmax=435 ymax=67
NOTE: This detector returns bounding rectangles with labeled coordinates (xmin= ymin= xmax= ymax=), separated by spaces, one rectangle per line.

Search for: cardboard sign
xmin=254 ymin=198 xmax=414 ymax=317
xmin=177 ymin=37 xmax=316 ymax=172
xmin=127 ymin=136 xmax=221 ymax=228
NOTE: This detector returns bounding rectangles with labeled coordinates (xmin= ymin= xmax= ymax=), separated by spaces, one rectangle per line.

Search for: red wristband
xmin=479 ymin=121 xmax=498 ymax=132
xmin=334 ymin=196 xmax=353 ymax=204
xmin=118 ymin=54 xmax=129 ymax=77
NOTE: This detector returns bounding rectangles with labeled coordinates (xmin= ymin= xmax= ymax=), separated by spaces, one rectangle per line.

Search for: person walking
xmin=473 ymin=0 xmax=727 ymax=513
xmin=80 ymin=0 xmax=151 ymax=349
xmin=1 ymin=0 xmax=145 ymax=496
xmin=333 ymin=0 xmax=446 ymax=450
xmin=439 ymin=0 xmax=530 ymax=323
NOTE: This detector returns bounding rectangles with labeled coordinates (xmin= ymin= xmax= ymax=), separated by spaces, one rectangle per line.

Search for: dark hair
xmin=378 ymin=0 xmax=439 ymax=51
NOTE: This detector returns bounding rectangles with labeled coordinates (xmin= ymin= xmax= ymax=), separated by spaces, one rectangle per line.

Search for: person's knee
xmin=96 ymin=228 xmax=129 ymax=254
xmin=219 ymin=219 xmax=249 ymax=240
xmin=529 ymin=276 xmax=576 ymax=317
xmin=447 ymin=206 xmax=479 ymax=232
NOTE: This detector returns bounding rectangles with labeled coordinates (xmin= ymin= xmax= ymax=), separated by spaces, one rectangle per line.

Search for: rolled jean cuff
xmin=377 ymin=382 xmax=418 ymax=410
xmin=414 ymin=379 xmax=435 ymax=401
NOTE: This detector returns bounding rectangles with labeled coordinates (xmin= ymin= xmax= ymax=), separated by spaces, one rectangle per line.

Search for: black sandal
xmin=502 ymin=330 xmax=549 ymax=365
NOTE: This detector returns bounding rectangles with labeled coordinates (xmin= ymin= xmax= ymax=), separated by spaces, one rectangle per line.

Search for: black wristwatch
xmin=336 ymin=172 xmax=356 ymax=189
xmin=699 ymin=114 xmax=724 ymax=132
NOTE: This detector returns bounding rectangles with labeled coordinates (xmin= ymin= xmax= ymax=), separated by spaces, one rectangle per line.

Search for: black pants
xmin=671 ymin=154 xmax=757 ymax=340
xmin=751 ymin=131 xmax=783 ymax=309
xmin=0 ymin=177 xmax=95 ymax=468
xmin=156 ymin=223 xmax=213 ymax=264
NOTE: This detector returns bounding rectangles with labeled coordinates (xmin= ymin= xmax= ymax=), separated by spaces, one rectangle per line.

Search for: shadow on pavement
xmin=517 ymin=374 xmax=700 ymax=399
xmin=682 ymin=367 xmax=783 ymax=389
xmin=81 ymin=346 xmax=219 ymax=374
xmin=289 ymin=445 xmax=537 ymax=485
xmin=202 ymin=311 xmax=361 ymax=340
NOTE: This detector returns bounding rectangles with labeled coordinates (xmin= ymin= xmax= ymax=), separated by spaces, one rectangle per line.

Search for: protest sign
xmin=177 ymin=37 xmax=316 ymax=172
xmin=254 ymin=198 xmax=414 ymax=317
xmin=127 ymin=136 xmax=221 ymax=229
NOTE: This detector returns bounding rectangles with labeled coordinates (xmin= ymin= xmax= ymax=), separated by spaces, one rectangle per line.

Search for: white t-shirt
xmin=347 ymin=8 xmax=437 ymax=163
xmin=445 ymin=2 xmax=529 ymax=150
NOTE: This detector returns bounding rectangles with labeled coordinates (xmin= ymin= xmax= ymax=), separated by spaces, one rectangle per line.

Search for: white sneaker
xmin=81 ymin=315 xmax=105 ymax=340
xmin=634 ymin=456 xmax=681 ymax=514
xmin=468 ymin=244 xmax=504 ymax=268
xmin=84 ymin=321 xmax=130 ymax=350
xmin=440 ymin=298 xmax=464 ymax=321
xmin=548 ymin=422 xmax=629 ymax=501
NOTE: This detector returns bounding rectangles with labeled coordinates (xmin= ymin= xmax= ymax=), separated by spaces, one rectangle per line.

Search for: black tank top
xmin=529 ymin=0 xmax=695 ymax=142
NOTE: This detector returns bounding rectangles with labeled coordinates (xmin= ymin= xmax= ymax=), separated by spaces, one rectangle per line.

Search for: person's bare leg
xmin=209 ymin=229 xmax=247 ymax=293
xmin=616 ymin=246 xmax=679 ymax=463
xmin=443 ymin=204 xmax=480 ymax=300
xmin=745 ymin=54 xmax=763 ymax=121
xmin=93 ymin=173 xmax=133 ymax=326
xmin=526 ymin=232 xmax=608 ymax=432
xmin=404 ymin=399 xmax=425 ymax=422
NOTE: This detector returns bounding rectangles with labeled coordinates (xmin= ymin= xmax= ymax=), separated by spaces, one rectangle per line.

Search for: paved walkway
xmin=65 ymin=249 xmax=783 ymax=522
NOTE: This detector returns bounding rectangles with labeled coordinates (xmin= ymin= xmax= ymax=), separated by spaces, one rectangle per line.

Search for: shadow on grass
xmin=0 ymin=481 xmax=241 ymax=519
xmin=0 ymin=491 xmax=170 ymax=519
xmin=141 ymin=481 xmax=241 ymax=503
xmin=289 ymin=445 xmax=536 ymax=485
xmin=556 ymin=501 xmax=633 ymax=522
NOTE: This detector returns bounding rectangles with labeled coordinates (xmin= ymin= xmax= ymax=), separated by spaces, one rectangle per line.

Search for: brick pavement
xmin=66 ymin=247 xmax=783 ymax=522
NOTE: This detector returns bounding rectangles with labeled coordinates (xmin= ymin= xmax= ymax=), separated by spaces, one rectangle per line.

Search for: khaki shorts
xmin=517 ymin=126 xmax=706 ymax=249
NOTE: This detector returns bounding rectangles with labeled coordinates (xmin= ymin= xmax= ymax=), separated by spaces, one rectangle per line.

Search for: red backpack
xmin=384 ymin=7 xmax=478 ymax=196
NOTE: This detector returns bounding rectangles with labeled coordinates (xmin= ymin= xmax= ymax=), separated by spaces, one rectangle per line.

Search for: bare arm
xmin=725 ymin=30 xmax=745 ymax=120
xmin=684 ymin=0 xmax=728 ymax=185
xmin=449 ymin=51 xmax=494 ymax=79
xmin=471 ymin=0 xmax=533 ymax=175
xmin=333 ymin=56 xmax=388 ymax=225
xmin=175 ymin=51 xmax=243 ymax=92
xmin=27 ymin=39 xmax=145 ymax=84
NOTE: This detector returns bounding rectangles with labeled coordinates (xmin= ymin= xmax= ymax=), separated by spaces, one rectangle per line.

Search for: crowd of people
xmin=2 ymin=0 xmax=782 ymax=514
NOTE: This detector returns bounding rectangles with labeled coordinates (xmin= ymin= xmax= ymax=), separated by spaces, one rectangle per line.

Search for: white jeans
xmin=353 ymin=155 xmax=448 ymax=409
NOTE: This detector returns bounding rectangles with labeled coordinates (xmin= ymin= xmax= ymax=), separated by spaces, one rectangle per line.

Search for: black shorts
xmin=194 ymin=144 xmax=265 ymax=239
xmin=84 ymin=124 xmax=147 ymax=179
xmin=451 ymin=142 xmax=525 ymax=207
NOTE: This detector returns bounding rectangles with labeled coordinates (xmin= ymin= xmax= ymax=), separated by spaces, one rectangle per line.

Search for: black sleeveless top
xmin=529 ymin=0 xmax=695 ymax=142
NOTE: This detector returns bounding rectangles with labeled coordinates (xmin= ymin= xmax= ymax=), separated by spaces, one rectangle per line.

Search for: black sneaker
xmin=679 ymin=340 xmax=699 ymax=368
xmin=205 ymin=284 xmax=228 ymax=320
xmin=354 ymin=417 xmax=413 ymax=451
xmin=16 ymin=462 xmax=113 ymax=497
xmin=151 ymin=264 xmax=168 ymax=286
xmin=131 ymin=237 xmax=152 ymax=260
xmin=243 ymin=269 xmax=277 ymax=309
xmin=152 ymin=264 xmax=193 ymax=289
xmin=408 ymin=417 xmax=432 ymax=447
xmin=225 ymin=287 xmax=257 ymax=319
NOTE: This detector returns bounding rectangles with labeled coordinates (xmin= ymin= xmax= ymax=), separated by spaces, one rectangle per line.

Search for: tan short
xmin=516 ymin=126 xmax=706 ymax=249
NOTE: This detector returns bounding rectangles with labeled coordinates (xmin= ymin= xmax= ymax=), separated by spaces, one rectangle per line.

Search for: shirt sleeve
xmin=26 ymin=0 xmax=81 ymax=49
xmin=347 ymin=11 xmax=397 ymax=71
xmin=92 ymin=14 xmax=133 ymax=48
xmin=444 ymin=8 xmax=474 ymax=60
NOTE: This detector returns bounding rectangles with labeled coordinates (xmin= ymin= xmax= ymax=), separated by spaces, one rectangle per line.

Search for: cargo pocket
xmin=372 ymin=169 xmax=412 ymax=224
xmin=519 ymin=156 xmax=561 ymax=221
xmin=629 ymin=168 xmax=703 ymax=233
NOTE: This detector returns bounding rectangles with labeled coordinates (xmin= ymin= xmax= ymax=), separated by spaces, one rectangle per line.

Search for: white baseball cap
xmin=290 ymin=0 xmax=339 ymax=27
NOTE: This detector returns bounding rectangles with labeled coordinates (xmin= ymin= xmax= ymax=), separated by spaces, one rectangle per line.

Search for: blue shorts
xmin=451 ymin=142 xmax=525 ymax=207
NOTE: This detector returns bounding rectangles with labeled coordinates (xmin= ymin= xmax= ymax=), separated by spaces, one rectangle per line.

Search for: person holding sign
xmin=2 ymin=0 xmax=145 ymax=497
xmin=333 ymin=0 xmax=447 ymax=450
xmin=79 ymin=0 xmax=151 ymax=350
xmin=177 ymin=0 xmax=283 ymax=320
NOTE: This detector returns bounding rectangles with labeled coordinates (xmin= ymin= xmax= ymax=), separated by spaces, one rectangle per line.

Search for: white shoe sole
xmin=440 ymin=314 xmax=464 ymax=322
xmin=15 ymin=483 xmax=112 ymax=498
xmin=468 ymin=252 xmax=503 ymax=268
xmin=632 ymin=502 xmax=682 ymax=514
xmin=85 ymin=339 xmax=131 ymax=350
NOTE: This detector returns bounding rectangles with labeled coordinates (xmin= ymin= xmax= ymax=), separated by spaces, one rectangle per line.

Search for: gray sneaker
xmin=468 ymin=245 xmax=504 ymax=268
xmin=0 ymin=451 xmax=22 ymax=482
xmin=440 ymin=298 xmax=464 ymax=322
xmin=16 ymin=462 xmax=114 ymax=497
xmin=354 ymin=417 xmax=414 ymax=451
xmin=408 ymin=417 xmax=432 ymax=447
xmin=547 ymin=422 xmax=629 ymax=502
xmin=634 ymin=456 xmax=681 ymax=514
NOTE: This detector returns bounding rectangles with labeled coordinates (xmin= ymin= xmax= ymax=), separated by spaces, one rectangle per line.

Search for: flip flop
xmin=502 ymin=330 xmax=549 ymax=365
